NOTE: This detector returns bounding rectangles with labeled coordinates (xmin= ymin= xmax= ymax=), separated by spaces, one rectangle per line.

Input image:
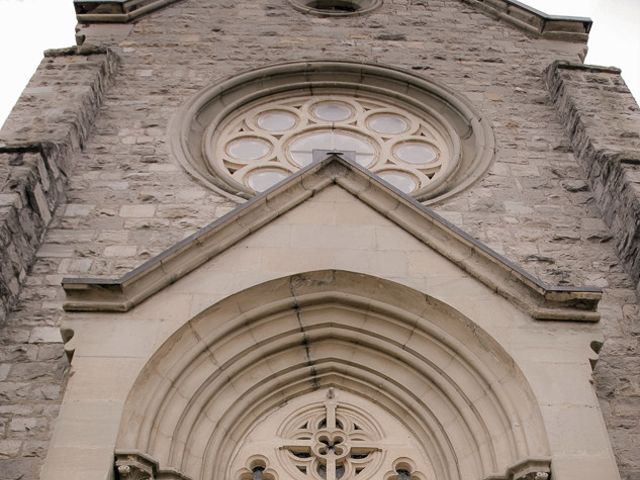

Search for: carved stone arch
xmin=115 ymin=270 xmax=551 ymax=480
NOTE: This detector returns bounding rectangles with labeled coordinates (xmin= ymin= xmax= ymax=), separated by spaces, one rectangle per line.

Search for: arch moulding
xmin=114 ymin=270 xmax=552 ymax=480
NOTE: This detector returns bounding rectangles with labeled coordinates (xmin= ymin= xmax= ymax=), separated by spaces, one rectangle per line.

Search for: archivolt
xmin=116 ymin=270 xmax=550 ymax=480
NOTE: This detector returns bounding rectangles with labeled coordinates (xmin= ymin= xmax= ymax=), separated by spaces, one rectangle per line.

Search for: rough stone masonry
xmin=0 ymin=0 xmax=638 ymax=479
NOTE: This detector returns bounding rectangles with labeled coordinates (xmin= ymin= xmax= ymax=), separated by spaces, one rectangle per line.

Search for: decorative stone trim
xmin=168 ymin=60 xmax=496 ymax=204
xmin=481 ymin=458 xmax=551 ymax=479
xmin=210 ymin=91 xmax=457 ymax=197
xmin=545 ymin=61 xmax=640 ymax=295
xmin=288 ymin=0 xmax=383 ymax=17
xmin=74 ymin=0 xmax=180 ymax=23
xmin=507 ymin=458 xmax=551 ymax=480
xmin=62 ymin=154 xmax=602 ymax=320
xmin=463 ymin=0 xmax=592 ymax=42
xmin=116 ymin=452 xmax=154 ymax=480
xmin=115 ymin=271 xmax=555 ymax=480
xmin=115 ymin=451 xmax=192 ymax=480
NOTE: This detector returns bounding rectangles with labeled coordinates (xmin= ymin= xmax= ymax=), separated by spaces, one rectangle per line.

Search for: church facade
xmin=0 ymin=1 xmax=639 ymax=480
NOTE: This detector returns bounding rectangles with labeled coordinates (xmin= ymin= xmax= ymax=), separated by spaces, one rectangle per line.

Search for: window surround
xmin=288 ymin=0 xmax=383 ymax=16
xmin=168 ymin=61 xmax=496 ymax=204
xmin=212 ymin=92 xmax=457 ymax=195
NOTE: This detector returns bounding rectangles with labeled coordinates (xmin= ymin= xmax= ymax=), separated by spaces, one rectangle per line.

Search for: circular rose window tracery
xmin=169 ymin=61 xmax=495 ymax=204
xmin=209 ymin=93 xmax=453 ymax=194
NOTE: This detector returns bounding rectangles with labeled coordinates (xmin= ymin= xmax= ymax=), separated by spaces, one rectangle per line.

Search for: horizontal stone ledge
xmin=74 ymin=0 xmax=179 ymax=23
xmin=552 ymin=61 xmax=623 ymax=75
xmin=0 ymin=141 xmax=55 ymax=154
xmin=44 ymin=45 xmax=111 ymax=57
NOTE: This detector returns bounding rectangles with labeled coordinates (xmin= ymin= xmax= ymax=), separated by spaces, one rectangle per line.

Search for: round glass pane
xmin=227 ymin=137 xmax=271 ymax=161
xmin=394 ymin=141 xmax=438 ymax=165
xmin=257 ymin=110 xmax=297 ymax=132
xmin=368 ymin=114 xmax=409 ymax=135
xmin=378 ymin=171 xmax=418 ymax=193
xmin=246 ymin=169 xmax=289 ymax=191
xmin=311 ymin=101 xmax=353 ymax=122
xmin=288 ymin=129 xmax=375 ymax=167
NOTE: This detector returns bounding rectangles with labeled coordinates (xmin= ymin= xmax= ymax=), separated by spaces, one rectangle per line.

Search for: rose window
xmin=171 ymin=61 xmax=495 ymax=203
xmin=209 ymin=93 xmax=453 ymax=195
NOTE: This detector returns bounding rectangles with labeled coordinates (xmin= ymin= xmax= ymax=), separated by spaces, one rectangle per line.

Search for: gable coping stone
xmin=62 ymin=154 xmax=602 ymax=321
xmin=462 ymin=0 xmax=591 ymax=42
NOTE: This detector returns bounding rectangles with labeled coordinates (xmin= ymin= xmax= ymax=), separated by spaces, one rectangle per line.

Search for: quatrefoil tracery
xmin=278 ymin=391 xmax=382 ymax=480
xmin=238 ymin=455 xmax=279 ymax=480
xmin=237 ymin=389 xmax=434 ymax=480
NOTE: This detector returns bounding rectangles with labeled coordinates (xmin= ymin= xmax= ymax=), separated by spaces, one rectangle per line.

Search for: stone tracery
xmin=276 ymin=389 xmax=382 ymax=480
xmin=235 ymin=388 xmax=432 ymax=480
xmin=169 ymin=61 xmax=496 ymax=203
xmin=213 ymin=93 xmax=452 ymax=194
xmin=114 ymin=271 xmax=554 ymax=480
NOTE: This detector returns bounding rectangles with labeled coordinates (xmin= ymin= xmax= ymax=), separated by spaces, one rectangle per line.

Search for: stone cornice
xmin=62 ymin=154 xmax=602 ymax=321
xmin=74 ymin=0 xmax=181 ymax=23
xmin=73 ymin=0 xmax=592 ymax=44
xmin=463 ymin=0 xmax=592 ymax=42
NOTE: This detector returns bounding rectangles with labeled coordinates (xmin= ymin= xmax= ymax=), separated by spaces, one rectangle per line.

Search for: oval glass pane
xmin=246 ymin=169 xmax=288 ymax=191
xmin=289 ymin=130 xmax=375 ymax=167
xmin=367 ymin=114 xmax=409 ymax=135
xmin=394 ymin=141 xmax=438 ymax=165
xmin=378 ymin=171 xmax=418 ymax=193
xmin=257 ymin=110 xmax=297 ymax=132
xmin=227 ymin=137 xmax=271 ymax=162
xmin=311 ymin=101 xmax=353 ymax=122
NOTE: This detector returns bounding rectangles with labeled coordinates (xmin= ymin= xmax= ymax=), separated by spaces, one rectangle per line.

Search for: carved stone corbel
xmin=115 ymin=452 xmax=156 ymax=480
xmin=115 ymin=451 xmax=193 ymax=480
xmin=516 ymin=472 xmax=550 ymax=480
xmin=509 ymin=458 xmax=552 ymax=480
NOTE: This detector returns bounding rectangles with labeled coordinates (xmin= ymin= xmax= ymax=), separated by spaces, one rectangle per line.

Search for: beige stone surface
xmin=48 ymin=185 xmax=616 ymax=480
xmin=0 ymin=1 xmax=637 ymax=479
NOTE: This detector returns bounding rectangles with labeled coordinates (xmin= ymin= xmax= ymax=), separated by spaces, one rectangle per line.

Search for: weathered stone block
xmin=28 ymin=328 xmax=63 ymax=344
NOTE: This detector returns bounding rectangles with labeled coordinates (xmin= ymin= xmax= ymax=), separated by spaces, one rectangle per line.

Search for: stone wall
xmin=545 ymin=62 xmax=640 ymax=292
xmin=545 ymin=61 xmax=640 ymax=480
xmin=0 ymin=0 xmax=638 ymax=479
xmin=0 ymin=47 xmax=118 ymax=479
xmin=0 ymin=47 xmax=119 ymax=323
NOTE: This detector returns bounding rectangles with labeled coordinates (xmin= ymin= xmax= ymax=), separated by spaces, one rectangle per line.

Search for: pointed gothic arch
xmin=114 ymin=270 xmax=552 ymax=480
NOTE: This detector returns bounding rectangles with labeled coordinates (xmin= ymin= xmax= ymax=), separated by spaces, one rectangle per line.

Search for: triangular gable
xmin=73 ymin=0 xmax=591 ymax=43
xmin=62 ymin=154 xmax=601 ymax=321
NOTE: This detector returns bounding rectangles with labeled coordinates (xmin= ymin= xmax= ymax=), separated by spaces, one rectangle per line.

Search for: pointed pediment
xmin=73 ymin=0 xmax=591 ymax=43
xmin=62 ymin=154 xmax=601 ymax=321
